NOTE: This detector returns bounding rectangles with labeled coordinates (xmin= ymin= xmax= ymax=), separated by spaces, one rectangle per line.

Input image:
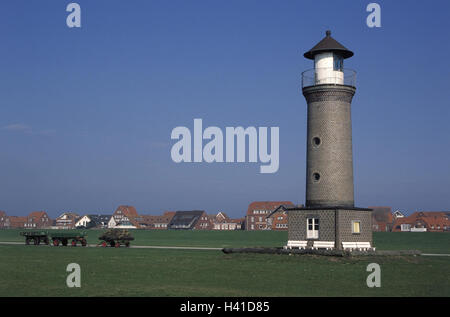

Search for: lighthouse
xmin=302 ymin=30 xmax=356 ymax=208
xmin=285 ymin=31 xmax=373 ymax=251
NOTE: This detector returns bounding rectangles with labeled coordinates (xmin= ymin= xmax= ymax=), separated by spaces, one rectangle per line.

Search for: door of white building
xmin=307 ymin=218 xmax=319 ymax=239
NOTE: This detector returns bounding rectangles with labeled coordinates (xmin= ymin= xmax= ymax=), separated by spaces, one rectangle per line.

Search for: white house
xmin=75 ymin=214 xmax=110 ymax=229
xmin=107 ymin=216 xmax=136 ymax=229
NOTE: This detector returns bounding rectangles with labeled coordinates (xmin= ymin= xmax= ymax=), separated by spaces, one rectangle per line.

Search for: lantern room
xmin=302 ymin=30 xmax=355 ymax=87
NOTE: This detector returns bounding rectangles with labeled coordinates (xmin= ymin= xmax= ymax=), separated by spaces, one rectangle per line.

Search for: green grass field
xmin=0 ymin=230 xmax=449 ymax=296
xmin=3 ymin=229 xmax=450 ymax=253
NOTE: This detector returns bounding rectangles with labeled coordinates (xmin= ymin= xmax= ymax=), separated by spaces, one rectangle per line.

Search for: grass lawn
xmin=1 ymin=229 xmax=450 ymax=253
xmin=0 ymin=230 xmax=449 ymax=296
xmin=0 ymin=245 xmax=449 ymax=297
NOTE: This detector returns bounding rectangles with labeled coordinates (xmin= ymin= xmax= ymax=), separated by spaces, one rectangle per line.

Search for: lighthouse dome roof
xmin=304 ymin=30 xmax=354 ymax=60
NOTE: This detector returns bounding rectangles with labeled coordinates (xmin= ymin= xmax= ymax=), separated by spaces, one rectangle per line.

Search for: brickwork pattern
xmin=336 ymin=209 xmax=372 ymax=248
xmin=288 ymin=208 xmax=373 ymax=249
xmin=303 ymin=85 xmax=356 ymax=208
xmin=288 ymin=209 xmax=336 ymax=247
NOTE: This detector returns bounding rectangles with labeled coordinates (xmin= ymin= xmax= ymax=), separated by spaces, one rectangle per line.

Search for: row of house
xmin=368 ymin=207 xmax=450 ymax=232
xmin=0 ymin=206 xmax=245 ymax=231
xmin=1 ymin=204 xmax=449 ymax=232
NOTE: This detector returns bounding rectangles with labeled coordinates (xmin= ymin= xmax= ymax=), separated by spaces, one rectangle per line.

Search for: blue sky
xmin=0 ymin=0 xmax=449 ymax=218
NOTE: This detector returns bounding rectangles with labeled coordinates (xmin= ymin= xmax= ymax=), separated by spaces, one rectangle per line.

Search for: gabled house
xmin=0 ymin=211 xmax=10 ymax=229
xmin=245 ymin=201 xmax=293 ymax=231
xmin=266 ymin=204 xmax=299 ymax=231
xmin=108 ymin=205 xmax=139 ymax=228
xmin=54 ymin=212 xmax=79 ymax=229
xmin=212 ymin=212 xmax=244 ymax=230
xmin=215 ymin=212 xmax=229 ymax=223
xmin=414 ymin=212 xmax=450 ymax=232
xmin=168 ymin=210 xmax=212 ymax=230
xmin=107 ymin=216 xmax=137 ymax=229
xmin=75 ymin=214 xmax=111 ymax=229
xmin=392 ymin=211 xmax=450 ymax=232
xmin=369 ymin=206 xmax=393 ymax=232
xmin=26 ymin=211 xmax=52 ymax=229
xmin=9 ymin=216 xmax=27 ymax=229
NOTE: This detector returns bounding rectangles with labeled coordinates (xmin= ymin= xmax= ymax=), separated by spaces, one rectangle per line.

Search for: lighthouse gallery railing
xmin=301 ymin=68 xmax=357 ymax=88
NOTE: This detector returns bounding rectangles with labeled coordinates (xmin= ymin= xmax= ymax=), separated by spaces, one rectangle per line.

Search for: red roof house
xmin=212 ymin=212 xmax=244 ymax=230
xmin=26 ymin=211 xmax=52 ymax=229
xmin=392 ymin=211 xmax=450 ymax=232
xmin=245 ymin=201 xmax=293 ymax=231
xmin=54 ymin=212 xmax=79 ymax=229
xmin=9 ymin=216 xmax=27 ymax=229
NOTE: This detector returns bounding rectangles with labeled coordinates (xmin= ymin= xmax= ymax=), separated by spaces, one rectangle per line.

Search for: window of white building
xmin=352 ymin=221 xmax=361 ymax=234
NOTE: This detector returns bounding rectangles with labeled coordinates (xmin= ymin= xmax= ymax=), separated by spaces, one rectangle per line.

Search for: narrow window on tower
xmin=333 ymin=53 xmax=343 ymax=71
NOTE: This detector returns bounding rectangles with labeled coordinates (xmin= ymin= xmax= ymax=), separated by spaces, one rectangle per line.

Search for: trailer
xmin=20 ymin=231 xmax=50 ymax=245
xmin=50 ymin=231 xmax=88 ymax=247
xmin=98 ymin=229 xmax=134 ymax=247
xmin=19 ymin=230 xmax=88 ymax=247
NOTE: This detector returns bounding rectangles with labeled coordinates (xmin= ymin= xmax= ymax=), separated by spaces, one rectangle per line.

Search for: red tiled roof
xmin=410 ymin=211 xmax=447 ymax=218
xmin=28 ymin=211 xmax=48 ymax=219
xmin=9 ymin=216 xmax=27 ymax=227
xmin=246 ymin=201 xmax=293 ymax=216
xmin=130 ymin=212 xmax=176 ymax=228
xmin=115 ymin=205 xmax=139 ymax=218
xmin=391 ymin=211 xmax=450 ymax=231
xmin=217 ymin=212 xmax=229 ymax=218
xmin=163 ymin=211 xmax=176 ymax=218
xmin=213 ymin=212 xmax=231 ymax=223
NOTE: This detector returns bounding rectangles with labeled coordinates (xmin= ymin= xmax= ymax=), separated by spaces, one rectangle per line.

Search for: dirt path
xmin=1 ymin=242 xmax=449 ymax=255
xmin=0 ymin=241 xmax=221 ymax=250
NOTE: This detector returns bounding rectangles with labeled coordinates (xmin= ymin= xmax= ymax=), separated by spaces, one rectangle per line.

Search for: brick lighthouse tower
xmin=303 ymin=30 xmax=356 ymax=208
xmin=286 ymin=31 xmax=373 ymax=251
